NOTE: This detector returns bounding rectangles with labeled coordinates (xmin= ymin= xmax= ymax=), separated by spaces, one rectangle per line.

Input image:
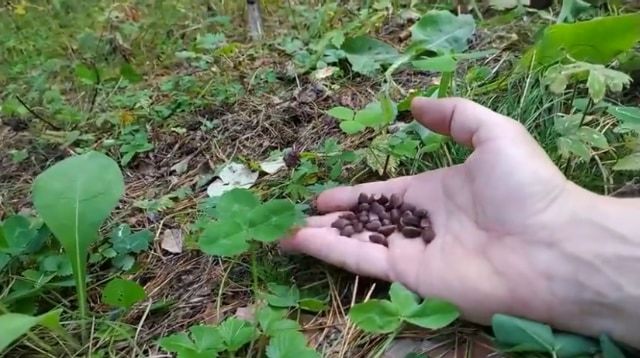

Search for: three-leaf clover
xmin=348 ymin=282 xmax=460 ymax=333
xmin=264 ymin=283 xmax=328 ymax=313
xmin=108 ymin=224 xmax=153 ymax=271
xmin=158 ymin=325 xmax=224 ymax=358
xmin=198 ymin=189 xmax=302 ymax=257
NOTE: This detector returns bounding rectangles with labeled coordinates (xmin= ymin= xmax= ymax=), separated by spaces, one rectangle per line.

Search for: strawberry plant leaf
xmin=410 ymin=10 xmax=475 ymax=53
xmin=248 ymin=200 xmax=299 ymax=242
xmin=32 ymin=151 xmax=124 ymax=319
xmin=404 ymin=298 xmax=460 ymax=329
xmin=298 ymin=298 xmax=327 ymax=312
xmin=608 ymin=106 xmax=640 ymax=133
xmin=266 ymin=283 xmax=300 ymax=308
xmin=613 ymin=153 xmax=640 ymax=171
xmin=349 ymin=299 xmax=401 ymax=333
xmin=257 ymin=306 xmax=300 ymax=337
xmin=266 ymin=330 xmax=320 ymax=358
xmin=102 ymin=278 xmax=146 ymax=309
xmin=215 ymin=188 xmax=260 ymax=220
xmin=491 ymin=314 xmax=555 ymax=353
xmin=355 ymin=101 xmax=385 ymax=128
xmin=340 ymin=120 xmax=366 ymax=134
xmin=217 ymin=317 xmax=257 ymax=352
xmin=341 ymin=36 xmax=399 ymax=75
xmin=557 ymin=136 xmax=591 ymax=161
xmin=112 ymin=254 xmax=135 ymax=271
xmin=158 ymin=326 xmax=223 ymax=358
xmin=199 ymin=220 xmax=250 ymax=256
xmin=109 ymin=224 xmax=153 ymax=254
xmin=554 ymin=114 xmax=582 ymax=136
xmin=189 ymin=325 xmax=225 ymax=353
xmin=576 ymin=127 xmax=608 ymax=149
xmin=553 ymin=333 xmax=598 ymax=358
xmin=0 ymin=215 xmax=41 ymax=256
xmin=327 ymin=106 xmax=355 ymax=121
xmin=587 ymin=69 xmax=606 ymax=103
xmin=389 ymin=282 xmax=419 ymax=316
xmin=0 ymin=309 xmax=64 ymax=352
xmin=600 ymin=334 xmax=626 ymax=358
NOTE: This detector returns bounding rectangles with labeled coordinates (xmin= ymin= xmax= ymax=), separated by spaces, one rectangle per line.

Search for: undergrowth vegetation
xmin=1 ymin=0 xmax=639 ymax=357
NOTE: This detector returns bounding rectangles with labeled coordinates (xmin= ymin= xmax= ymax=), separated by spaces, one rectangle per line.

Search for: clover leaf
xmin=158 ymin=325 xmax=224 ymax=358
xmin=109 ymin=224 xmax=153 ymax=254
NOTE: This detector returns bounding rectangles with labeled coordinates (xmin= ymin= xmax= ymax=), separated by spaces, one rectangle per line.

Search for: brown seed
xmin=400 ymin=203 xmax=416 ymax=212
xmin=378 ymin=225 xmax=396 ymax=237
xmin=358 ymin=213 xmax=369 ymax=223
xmin=401 ymin=212 xmax=420 ymax=227
xmin=365 ymin=220 xmax=381 ymax=231
xmin=340 ymin=212 xmax=356 ymax=220
xmin=390 ymin=193 xmax=403 ymax=208
xmin=422 ymin=227 xmax=435 ymax=243
xmin=415 ymin=208 xmax=428 ymax=218
xmin=369 ymin=233 xmax=388 ymax=247
xmin=367 ymin=194 xmax=376 ymax=203
xmin=353 ymin=221 xmax=364 ymax=233
xmin=331 ymin=218 xmax=349 ymax=230
xmin=371 ymin=202 xmax=387 ymax=217
xmin=401 ymin=226 xmax=422 ymax=238
xmin=377 ymin=195 xmax=389 ymax=205
xmin=369 ymin=212 xmax=379 ymax=222
xmin=390 ymin=209 xmax=401 ymax=224
xmin=420 ymin=217 xmax=431 ymax=228
xmin=358 ymin=203 xmax=370 ymax=211
xmin=382 ymin=219 xmax=391 ymax=226
xmin=358 ymin=193 xmax=369 ymax=204
xmin=341 ymin=225 xmax=355 ymax=237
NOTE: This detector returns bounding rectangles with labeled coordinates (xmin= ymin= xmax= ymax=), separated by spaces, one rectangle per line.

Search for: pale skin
xmin=281 ymin=97 xmax=640 ymax=349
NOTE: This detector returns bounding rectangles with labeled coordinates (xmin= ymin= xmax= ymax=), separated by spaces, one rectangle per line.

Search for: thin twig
xmin=87 ymin=61 xmax=101 ymax=115
xmin=15 ymin=95 xmax=61 ymax=130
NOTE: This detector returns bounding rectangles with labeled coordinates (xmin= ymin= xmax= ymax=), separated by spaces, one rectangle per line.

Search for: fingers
xmin=315 ymin=176 xmax=413 ymax=213
xmin=280 ymin=227 xmax=391 ymax=280
xmin=410 ymin=97 xmax=527 ymax=148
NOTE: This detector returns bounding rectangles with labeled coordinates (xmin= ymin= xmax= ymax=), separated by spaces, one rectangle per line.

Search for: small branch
xmin=15 ymin=95 xmax=62 ymax=130
xmin=87 ymin=61 xmax=101 ymax=115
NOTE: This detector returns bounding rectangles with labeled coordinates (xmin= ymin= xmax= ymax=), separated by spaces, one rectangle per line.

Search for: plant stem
xmin=250 ymin=248 xmax=259 ymax=295
xmin=372 ymin=324 xmax=403 ymax=358
xmin=562 ymin=97 xmax=593 ymax=176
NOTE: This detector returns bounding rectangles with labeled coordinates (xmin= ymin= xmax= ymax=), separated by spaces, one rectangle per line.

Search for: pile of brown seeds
xmin=330 ymin=193 xmax=435 ymax=247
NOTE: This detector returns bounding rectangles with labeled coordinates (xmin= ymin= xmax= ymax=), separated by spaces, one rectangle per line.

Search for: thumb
xmin=410 ymin=97 xmax=526 ymax=148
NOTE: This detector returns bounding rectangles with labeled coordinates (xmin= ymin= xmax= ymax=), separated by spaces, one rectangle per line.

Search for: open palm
xmin=282 ymin=97 xmax=584 ymax=331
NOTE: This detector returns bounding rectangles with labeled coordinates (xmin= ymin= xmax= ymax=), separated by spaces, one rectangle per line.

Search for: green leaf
xmin=355 ymin=101 xmax=385 ymax=128
xmin=576 ymin=127 xmax=608 ymax=149
xmin=266 ymin=330 xmax=320 ymax=358
xmin=75 ymin=63 xmax=98 ymax=84
xmin=587 ymin=69 xmax=606 ymax=103
xmin=196 ymin=33 xmax=226 ymax=50
xmin=557 ymin=136 xmax=591 ymax=161
xmin=32 ymin=151 xmax=125 ymax=318
xmin=215 ymin=188 xmax=260 ymax=221
xmin=158 ymin=325 xmax=223 ymax=358
xmin=339 ymin=120 xmax=366 ymax=134
xmin=608 ymin=106 xmax=640 ymax=133
xmin=217 ymin=317 xmax=257 ymax=352
xmin=404 ymin=298 xmax=460 ymax=329
xmin=600 ymin=334 xmax=626 ymax=358
xmin=554 ymin=114 xmax=582 ymax=136
xmin=266 ymin=283 xmax=300 ymax=308
xmin=0 ymin=215 xmax=39 ymax=255
xmin=412 ymin=55 xmax=457 ymax=72
xmin=553 ymin=333 xmax=598 ymax=358
xmin=120 ymin=63 xmax=142 ymax=83
xmin=298 ymin=298 xmax=327 ymax=313
xmin=613 ymin=153 xmax=640 ymax=171
xmin=526 ymin=13 xmax=640 ymax=67
xmin=0 ymin=309 xmax=63 ymax=352
xmin=327 ymin=106 xmax=355 ymax=121
xmin=0 ymin=253 xmax=9 ymax=272
xmin=349 ymin=299 xmax=401 ymax=333
xmin=257 ymin=306 xmax=300 ymax=337
xmin=112 ymin=254 xmax=135 ymax=271
xmin=198 ymin=220 xmax=250 ymax=256
xmin=389 ymin=282 xmax=419 ymax=316
xmin=102 ymin=278 xmax=146 ymax=309
xmin=556 ymin=0 xmax=592 ymax=23
xmin=491 ymin=314 xmax=555 ymax=353
xmin=189 ymin=325 xmax=225 ymax=353
xmin=109 ymin=224 xmax=153 ymax=254
xmin=341 ymin=36 xmax=399 ymax=75
xmin=410 ymin=10 xmax=476 ymax=53
xmin=41 ymin=255 xmax=73 ymax=276
xmin=248 ymin=200 xmax=299 ymax=242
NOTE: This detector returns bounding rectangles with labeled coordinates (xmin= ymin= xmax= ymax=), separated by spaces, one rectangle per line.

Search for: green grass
xmin=1 ymin=0 xmax=639 ymax=357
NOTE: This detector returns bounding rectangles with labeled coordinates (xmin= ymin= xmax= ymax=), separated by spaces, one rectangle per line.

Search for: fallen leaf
xmin=234 ymin=305 xmax=257 ymax=323
xmin=260 ymin=158 xmax=286 ymax=174
xmin=206 ymin=162 xmax=259 ymax=197
xmin=170 ymin=158 xmax=190 ymax=174
xmin=161 ymin=229 xmax=183 ymax=253
xmin=313 ymin=66 xmax=338 ymax=80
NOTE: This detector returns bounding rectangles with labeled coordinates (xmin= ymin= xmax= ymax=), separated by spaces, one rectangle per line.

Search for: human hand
xmin=282 ymin=97 xmax=640 ymax=346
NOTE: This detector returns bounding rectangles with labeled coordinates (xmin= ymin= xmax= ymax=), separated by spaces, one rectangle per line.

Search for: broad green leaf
xmin=491 ymin=314 xmax=555 ymax=353
xmin=32 ymin=151 xmax=124 ymax=318
xmin=340 ymin=120 xmax=366 ymax=134
xmin=112 ymin=254 xmax=135 ymax=271
xmin=215 ymin=188 xmax=260 ymax=221
xmin=355 ymin=101 xmax=385 ymax=127
xmin=327 ymin=106 xmax=355 ymax=121
xmin=557 ymin=136 xmax=591 ymax=161
xmin=0 ymin=215 xmax=39 ymax=255
xmin=196 ymin=33 xmax=226 ymax=50
xmin=412 ymin=55 xmax=457 ymax=72
xmin=389 ymin=282 xmax=419 ymax=316
xmin=404 ymin=298 xmax=459 ymax=329
xmin=554 ymin=114 xmax=582 ymax=136
xmin=380 ymin=95 xmax=397 ymax=124
xmin=120 ymin=63 xmax=142 ymax=83
xmin=109 ymin=224 xmax=153 ymax=254
xmin=189 ymin=325 xmax=224 ymax=353
xmin=0 ymin=309 xmax=63 ymax=351
xmin=41 ymin=255 xmax=73 ymax=276
xmin=198 ymin=220 xmax=250 ymax=256
xmin=553 ymin=333 xmax=598 ymax=357
xmin=341 ymin=36 xmax=399 ymax=75
xmin=600 ymin=334 xmax=626 ymax=358
xmin=217 ymin=318 xmax=257 ymax=352
xmin=526 ymin=13 xmax=640 ymax=67
xmin=158 ymin=329 xmax=222 ymax=358
xmin=613 ymin=153 xmax=640 ymax=171
xmin=365 ymin=134 xmax=399 ymax=176
xmin=102 ymin=278 xmax=146 ymax=309
xmin=75 ymin=63 xmax=97 ymax=84
xmin=257 ymin=306 xmax=300 ymax=336
xmin=587 ymin=70 xmax=606 ymax=103
xmin=248 ymin=200 xmax=299 ymax=242
xmin=298 ymin=298 xmax=327 ymax=312
xmin=576 ymin=127 xmax=608 ymax=149
xmin=349 ymin=299 xmax=401 ymax=333
xmin=266 ymin=283 xmax=300 ymax=308
xmin=608 ymin=106 xmax=640 ymax=133
xmin=556 ymin=0 xmax=592 ymax=23
xmin=411 ymin=10 xmax=476 ymax=53
xmin=0 ymin=225 xmax=6 ymax=249
xmin=0 ymin=253 xmax=9 ymax=272
xmin=266 ymin=330 xmax=320 ymax=358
